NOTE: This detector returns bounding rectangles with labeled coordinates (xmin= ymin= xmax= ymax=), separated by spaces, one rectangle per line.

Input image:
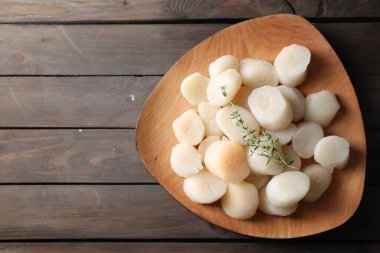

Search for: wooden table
xmin=0 ymin=1 xmax=378 ymax=252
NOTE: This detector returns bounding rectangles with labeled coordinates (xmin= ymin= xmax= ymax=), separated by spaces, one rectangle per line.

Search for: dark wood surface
xmin=0 ymin=185 xmax=378 ymax=240
xmin=0 ymin=23 xmax=377 ymax=75
xmin=0 ymin=129 xmax=378 ymax=184
xmin=0 ymin=0 xmax=378 ymax=251
xmin=0 ymin=74 xmax=377 ymax=128
xmin=0 ymin=0 xmax=378 ymax=22
xmin=0 ymin=243 xmax=378 ymax=253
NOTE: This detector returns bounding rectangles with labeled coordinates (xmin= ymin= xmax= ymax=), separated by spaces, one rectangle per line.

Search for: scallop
xmin=259 ymin=186 xmax=298 ymax=216
xmin=278 ymin=85 xmax=306 ymax=121
xmin=282 ymin=145 xmax=302 ymax=172
xmin=198 ymin=136 xmax=221 ymax=162
xmin=172 ymin=109 xmax=205 ymax=145
xmin=197 ymin=102 xmax=223 ymax=137
xmin=204 ymin=140 xmax=250 ymax=183
xmin=209 ymin=55 xmax=239 ymax=78
xmin=239 ymin=58 xmax=278 ymax=88
xmin=266 ymin=171 xmax=310 ymax=208
xmin=205 ymin=118 xmax=224 ymax=137
xmin=266 ymin=123 xmax=297 ymax=145
xmin=245 ymin=173 xmax=270 ymax=189
xmin=304 ymin=90 xmax=340 ymax=127
xmin=198 ymin=102 xmax=219 ymax=123
xmin=207 ymin=69 xmax=242 ymax=106
xmin=314 ymin=135 xmax=350 ymax=170
xmin=216 ymin=104 xmax=260 ymax=145
xmin=170 ymin=143 xmax=203 ymax=177
xmin=248 ymin=85 xmax=293 ymax=131
xmin=292 ymin=122 xmax=324 ymax=159
xmin=221 ymin=182 xmax=259 ymax=219
xmin=274 ymin=44 xmax=311 ymax=87
xmin=184 ymin=171 xmax=227 ymax=204
xmin=247 ymin=139 xmax=284 ymax=176
xmin=180 ymin=73 xmax=209 ymax=105
xmin=302 ymin=164 xmax=332 ymax=202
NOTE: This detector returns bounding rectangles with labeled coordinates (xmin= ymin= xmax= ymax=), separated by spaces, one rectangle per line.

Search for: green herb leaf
xmin=221 ymin=88 xmax=295 ymax=169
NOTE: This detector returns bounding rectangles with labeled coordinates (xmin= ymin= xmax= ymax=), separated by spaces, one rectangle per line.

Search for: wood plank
xmin=0 ymin=128 xmax=377 ymax=184
xmin=0 ymin=23 xmax=377 ymax=75
xmin=0 ymin=74 xmax=378 ymax=128
xmin=0 ymin=76 xmax=159 ymax=127
xmin=352 ymin=75 xmax=380 ymax=128
xmin=0 ymin=0 xmax=290 ymax=22
xmin=0 ymin=243 xmax=378 ymax=253
xmin=366 ymin=129 xmax=380 ymax=185
xmin=0 ymin=24 xmax=225 ymax=75
xmin=0 ymin=0 xmax=378 ymax=23
xmin=316 ymin=23 xmax=380 ymax=75
xmin=288 ymin=0 xmax=380 ymax=18
xmin=0 ymin=185 xmax=233 ymax=240
xmin=0 ymin=129 xmax=152 ymax=183
xmin=0 ymin=185 xmax=377 ymax=240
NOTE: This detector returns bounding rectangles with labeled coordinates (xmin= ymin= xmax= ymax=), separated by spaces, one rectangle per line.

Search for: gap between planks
xmin=0 ymin=17 xmax=379 ymax=25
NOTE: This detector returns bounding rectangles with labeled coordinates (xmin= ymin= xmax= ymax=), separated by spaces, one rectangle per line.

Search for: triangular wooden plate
xmin=136 ymin=14 xmax=366 ymax=238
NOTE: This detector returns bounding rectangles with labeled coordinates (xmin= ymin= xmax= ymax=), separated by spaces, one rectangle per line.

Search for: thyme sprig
xmin=221 ymin=85 xmax=294 ymax=168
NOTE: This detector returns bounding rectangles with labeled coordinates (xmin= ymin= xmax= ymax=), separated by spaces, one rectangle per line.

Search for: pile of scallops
xmin=170 ymin=44 xmax=350 ymax=220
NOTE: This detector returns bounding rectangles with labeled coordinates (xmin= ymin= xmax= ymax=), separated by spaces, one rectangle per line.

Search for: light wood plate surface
xmin=136 ymin=14 xmax=366 ymax=238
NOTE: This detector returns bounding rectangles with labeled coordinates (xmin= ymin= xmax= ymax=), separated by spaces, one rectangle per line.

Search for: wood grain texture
xmin=0 ymin=23 xmax=377 ymax=75
xmin=0 ymin=74 xmax=377 ymax=128
xmin=0 ymin=129 xmax=151 ymax=183
xmin=0 ymin=185 xmax=230 ymax=240
xmin=366 ymin=129 xmax=380 ymax=184
xmin=352 ymin=75 xmax=380 ymax=128
xmin=0 ymin=0 xmax=375 ymax=248
xmin=0 ymin=0 xmax=378 ymax=22
xmin=0 ymin=76 xmax=158 ymax=127
xmin=0 ymin=243 xmax=378 ymax=253
xmin=0 ymin=185 xmax=377 ymax=240
xmin=288 ymin=0 xmax=380 ymax=18
xmin=0 ymin=128 xmax=378 ymax=184
xmin=136 ymin=14 xmax=366 ymax=238
xmin=0 ymin=24 xmax=224 ymax=75
xmin=0 ymin=76 xmax=374 ymax=183
xmin=315 ymin=23 xmax=380 ymax=75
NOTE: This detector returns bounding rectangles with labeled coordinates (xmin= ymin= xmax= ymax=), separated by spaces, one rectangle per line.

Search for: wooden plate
xmin=136 ymin=14 xmax=366 ymax=238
